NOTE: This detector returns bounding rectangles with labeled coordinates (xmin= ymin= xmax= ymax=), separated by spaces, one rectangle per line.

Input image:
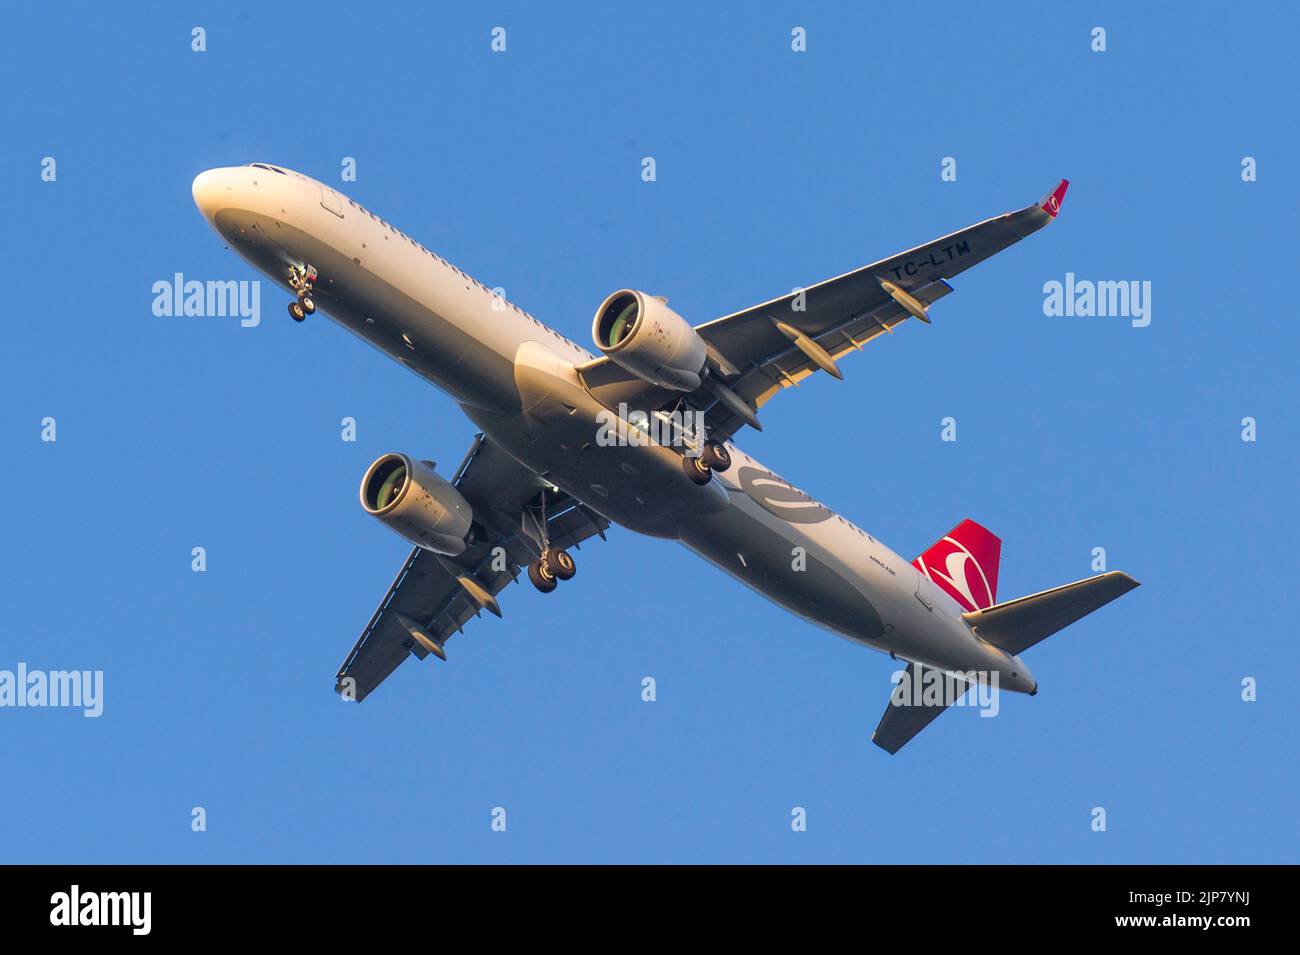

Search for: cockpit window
xmin=247 ymin=163 xmax=287 ymax=174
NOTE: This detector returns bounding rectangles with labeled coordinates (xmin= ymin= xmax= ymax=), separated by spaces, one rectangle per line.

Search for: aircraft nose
xmin=191 ymin=168 xmax=229 ymax=221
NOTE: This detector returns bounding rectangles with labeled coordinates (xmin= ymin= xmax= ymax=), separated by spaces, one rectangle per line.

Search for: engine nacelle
xmin=360 ymin=453 xmax=473 ymax=556
xmin=592 ymin=289 xmax=707 ymax=391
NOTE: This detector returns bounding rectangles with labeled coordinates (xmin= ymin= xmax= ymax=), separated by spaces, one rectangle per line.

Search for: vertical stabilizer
xmin=913 ymin=519 xmax=1001 ymax=612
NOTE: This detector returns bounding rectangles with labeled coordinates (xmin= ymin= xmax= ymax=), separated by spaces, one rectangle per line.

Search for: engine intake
xmin=592 ymin=289 xmax=707 ymax=391
xmin=360 ymin=453 xmax=473 ymax=556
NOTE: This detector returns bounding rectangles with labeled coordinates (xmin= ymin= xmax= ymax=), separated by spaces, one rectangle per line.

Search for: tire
xmin=702 ymin=440 xmax=731 ymax=472
xmin=527 ymin=559 xmax=557 ymax=593
xmin=548 ymin=548 xmax=576 ymax=581
xmin=682 ymin=452 xmax=712 ymax=486
xmin=299 ymin=294 xmax=316 ymax=314
xmin=288 ymin=301 xmax=306 ymax=322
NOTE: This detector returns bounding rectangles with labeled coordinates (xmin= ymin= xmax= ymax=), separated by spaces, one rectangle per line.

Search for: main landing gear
xmin=682 ymin=439 xmax=731 ymax=486
xmin=524 ymin=489 xmax=578 ymax=594
xmin=287 ymin=264 xmax=318 ymax=322
xmin=526 ymin=547 xmax=575 ymax=594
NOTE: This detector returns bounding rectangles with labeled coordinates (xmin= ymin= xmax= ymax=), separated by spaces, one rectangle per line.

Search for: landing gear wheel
xmin=702 ymin=440 xmax=731 ymax=472
xmin=527 ymin=559 xmax=557 ymax=593
xmin=683 ymin=452 xmax=712 ymax=486
xmin=548 ymin=548 xmax=576 ymax=581
xmin=288 ymin=265 xmax=317 ymax=320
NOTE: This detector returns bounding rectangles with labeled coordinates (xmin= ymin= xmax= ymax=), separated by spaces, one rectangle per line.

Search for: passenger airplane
xmin=192 ymin=164 xmax=1138 ymax=752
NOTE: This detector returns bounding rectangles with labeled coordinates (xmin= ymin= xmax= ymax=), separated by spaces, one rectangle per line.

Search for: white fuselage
xmin=192 ymin=164 xmax=1036 ymax=692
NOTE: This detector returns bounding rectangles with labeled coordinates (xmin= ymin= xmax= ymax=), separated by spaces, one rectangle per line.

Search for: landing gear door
xmin=915 ymin=566 xmax=934 ymax=611
xmin=319 ymin=184 xmax=344 ymax=218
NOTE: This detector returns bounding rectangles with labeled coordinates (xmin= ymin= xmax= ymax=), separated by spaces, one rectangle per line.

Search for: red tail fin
xmin=912 ymin=519 xmax=1001 ymax=612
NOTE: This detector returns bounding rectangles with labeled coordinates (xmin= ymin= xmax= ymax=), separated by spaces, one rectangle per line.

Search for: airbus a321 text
xmin=193 ymin=165 xmax=1137 ymax=752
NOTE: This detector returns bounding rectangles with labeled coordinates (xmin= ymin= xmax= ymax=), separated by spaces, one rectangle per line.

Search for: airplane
xmin=192 ymin=164 xmax=1138 ymax=753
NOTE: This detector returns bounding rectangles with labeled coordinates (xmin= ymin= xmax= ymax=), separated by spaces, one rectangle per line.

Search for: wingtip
xmin=1097 ymin=570 xmax=1141 ymax=595
xmin=871 ymin=733 xmax=900 ymax=756
xmin=1039 ymin=179 xmax=1069 ymax=218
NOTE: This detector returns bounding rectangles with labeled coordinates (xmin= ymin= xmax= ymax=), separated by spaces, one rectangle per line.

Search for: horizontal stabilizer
xmin=962 ymin=571 xmax=1139 ymax=657
xmin=871 ymin=662 xmax=973 ymax=755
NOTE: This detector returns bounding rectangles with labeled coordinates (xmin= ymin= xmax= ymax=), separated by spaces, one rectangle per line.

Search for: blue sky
xmin=1 ymin=1 xmax=1295 ymax=863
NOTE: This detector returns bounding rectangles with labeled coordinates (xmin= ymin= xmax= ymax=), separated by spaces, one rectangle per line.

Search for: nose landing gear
xmin=287 ymin=264 xmax=318 ymax=322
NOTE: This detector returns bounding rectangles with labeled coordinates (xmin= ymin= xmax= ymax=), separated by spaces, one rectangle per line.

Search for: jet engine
xmin=592 ymin=289 xmax=707 ymax=391
xmin=359 ymin=453 xmax=473 ymax=556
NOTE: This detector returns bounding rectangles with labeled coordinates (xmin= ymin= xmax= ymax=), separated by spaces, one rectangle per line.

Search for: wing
xmin=580 ymin=180 xmax=1069 ymax=441
xmin=335 ymin=434 xmax=609 ymax=702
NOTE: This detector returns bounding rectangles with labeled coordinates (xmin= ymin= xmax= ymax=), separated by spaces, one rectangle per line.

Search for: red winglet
xmin=1038 ymin=179 xmax=1069 ymax=218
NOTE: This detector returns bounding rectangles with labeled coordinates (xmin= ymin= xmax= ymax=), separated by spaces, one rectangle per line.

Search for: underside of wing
xmin=579 ymin=181 xmax=1068 ymax=442
xmin=701 ymin=280 xmax=954 ymax=440
xmin=335 ymin=435 xmax=609 ymax=702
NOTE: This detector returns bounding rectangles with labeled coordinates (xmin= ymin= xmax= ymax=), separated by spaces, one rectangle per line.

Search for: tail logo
xmin=917 ymin=536 xmax=995 ymax=612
